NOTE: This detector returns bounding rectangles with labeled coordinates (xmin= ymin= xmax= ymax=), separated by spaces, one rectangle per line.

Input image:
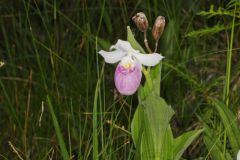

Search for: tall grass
xmin=0 ymin=0 xmax=239 ymax=159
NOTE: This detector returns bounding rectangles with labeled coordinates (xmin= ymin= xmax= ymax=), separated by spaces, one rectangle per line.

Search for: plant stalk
xmin=223 ymin=3 xmax=236 ymax=155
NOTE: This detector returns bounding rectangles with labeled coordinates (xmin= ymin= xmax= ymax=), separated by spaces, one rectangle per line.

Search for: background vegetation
xmin=0 ymin=0 xmax=239 ymax=159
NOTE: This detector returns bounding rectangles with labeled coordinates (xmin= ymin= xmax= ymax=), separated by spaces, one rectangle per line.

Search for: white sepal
xmin=111 ymin=40 xmax=138 ymax=53
xmin=133 ymin=52 xmax=164 ymax=66
xmin=98 ymin=50 xmax=126 ymax=64
xmin=237 ymin=150 xmax=240 ymax=160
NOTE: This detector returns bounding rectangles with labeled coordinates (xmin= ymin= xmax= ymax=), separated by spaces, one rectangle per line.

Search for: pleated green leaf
xmin=161 ymin=126 xmax=174 ymax=160
xmin=131 ymin=105 xmax=155 ymax=160
xmin=143 ymin=94 xmax=175 ymax=157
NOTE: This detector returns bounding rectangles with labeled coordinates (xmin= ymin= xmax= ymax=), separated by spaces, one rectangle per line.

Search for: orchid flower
xmin=98 ymin=39 xmax=164 ymax=95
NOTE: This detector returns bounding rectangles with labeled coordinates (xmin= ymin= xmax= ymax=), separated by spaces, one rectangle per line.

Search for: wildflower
xmin=98 ymin=40 xmax=163 ymax=95
xmin=152 ymin=16 xmax=165 ymax=41
xmin=132 ymin=12 xmax=149 ymax=32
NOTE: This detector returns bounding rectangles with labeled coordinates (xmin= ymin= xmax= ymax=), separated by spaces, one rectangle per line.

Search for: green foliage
xmin=198 ymin=97 xmax=240 ymax=160
xmin=1 ymin=0 xmax=240 ymax=159
xmin=131 ymin=77 xmax=204 ymax=160
xmin=195 ymin=1 xmax=240 ymax=159
xmin=197 ymin=4 xmax=239 ymax=18
xmin=203 ymin=125 xmax=233 ymax=160
xmin=131 ymin=71 xmax=204 ymax=160
xmin=187 ymin=0 xmax=240 ymax=38
xmin=128 ymin=27 xmax=203 ymax=160
xmin=173 ymin=129 xmax=204 ymax=160
xmin=210 ymin=98 xmax=240 ymax=155
xmin=186 ymin=24 xmax=228 ymax=38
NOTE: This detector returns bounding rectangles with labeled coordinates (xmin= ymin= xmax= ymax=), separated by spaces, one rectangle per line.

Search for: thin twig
xmin=106 ymin=120 xmax=131 ymax=135
xmin=8 ymin=141 xmax=24 ymax=160
xmin=38 ymin=101 xmax=45 ymax=127
xmin=144 ymin=32 xmax=152 ymax=53
xmin=24 ymin=69 xmax=33 ymax=154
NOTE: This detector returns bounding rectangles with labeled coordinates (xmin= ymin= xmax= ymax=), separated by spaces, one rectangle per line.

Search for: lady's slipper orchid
xmin=98 ymin=40 xmax=163 ymax=95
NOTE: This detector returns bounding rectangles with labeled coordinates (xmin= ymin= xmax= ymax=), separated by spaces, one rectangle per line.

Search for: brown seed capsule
xmin=132 ymin=12 xmax=149 ymax=32
xmin=152 ymin=16 xmax=165 ymax=41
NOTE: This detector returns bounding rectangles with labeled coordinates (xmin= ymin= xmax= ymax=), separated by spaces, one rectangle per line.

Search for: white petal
xmin=133 ymin=52 xmax=164 ymax=66
xmin=237 ymin=150 xmax=240 ymax=160
xmin=111 ymin=39 xmax=138 ymax=53
xmin=98 ymin=50 xmax=127 ymax=64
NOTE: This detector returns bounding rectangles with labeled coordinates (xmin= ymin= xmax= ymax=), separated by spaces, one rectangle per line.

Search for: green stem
xmin=223 ymin=3 xmax=236 ymax=155
xmin=159 ymin=62 xmax=162 ymax=95
xmin=142 ymin=67 xmax=153 ymax=91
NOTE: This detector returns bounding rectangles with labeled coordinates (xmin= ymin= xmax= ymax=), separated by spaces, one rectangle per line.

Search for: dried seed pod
xmin=132 ymin=12 xmax=149 ymax=32
xmin=152 ymin=16 xmax=165 ymax=41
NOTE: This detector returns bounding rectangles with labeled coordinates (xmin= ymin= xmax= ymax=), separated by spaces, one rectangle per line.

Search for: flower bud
xmin=152 ymin=16 xmax=165 ymax=41
xmin=132 ymin=12 xmax=149 ymax=32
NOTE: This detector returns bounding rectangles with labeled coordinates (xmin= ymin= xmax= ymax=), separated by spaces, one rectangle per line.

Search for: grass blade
xmin=47 ymin=95 xmax=69 ymax=160
xmin=173 ymin=129 xmax=203 ymax=160
xmin=210 ymin=98 xmax=240 ymax=154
